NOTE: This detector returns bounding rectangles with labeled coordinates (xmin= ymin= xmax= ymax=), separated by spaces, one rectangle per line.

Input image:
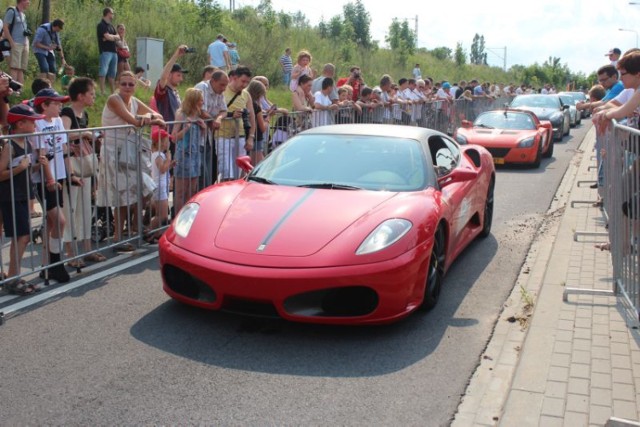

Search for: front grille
xmin=163 ymin=264 xmax=217 ymax=303
xmin=486 ymin=147 xmax=511 ymax=158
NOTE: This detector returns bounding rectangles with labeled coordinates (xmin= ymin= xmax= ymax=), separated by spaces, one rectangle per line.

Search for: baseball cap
xmin=151 ymin=127 xmax=169 ymax=142
xmin=7 ymin=104 xmax=46 ymax=124
xmin=171 ymin=64 xmax=188 ymax=74
xmin=442 ymin=82 xmax=451 ymax=89
xmin=606 ymin=47 xmax=622 ymax=56
xmin=33 ymin=88 xmax=70 ymax=106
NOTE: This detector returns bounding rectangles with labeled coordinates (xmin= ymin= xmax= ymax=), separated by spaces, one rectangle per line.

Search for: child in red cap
xmin=146 ymin=127 xmax=175 ymax=243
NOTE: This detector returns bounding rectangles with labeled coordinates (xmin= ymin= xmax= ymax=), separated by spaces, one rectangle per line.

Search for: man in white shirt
xmin=313 ymin=77 xmax=338 ymax=126
xmin=412 ymin=64 xmax=422 ymax=80
xmin=606 ymin=47 xmax=621 ymax=67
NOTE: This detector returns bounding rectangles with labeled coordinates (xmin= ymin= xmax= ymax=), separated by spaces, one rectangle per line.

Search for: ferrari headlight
xmin=455 ymin=134 xmax=468 ymax=145
xmin=174 ymin=203 xmax=200 ymax=238
xmin=356 ymin=219 xmax=412 ymax=255
xmin=517 ymin=136 xmax=535 ymax=148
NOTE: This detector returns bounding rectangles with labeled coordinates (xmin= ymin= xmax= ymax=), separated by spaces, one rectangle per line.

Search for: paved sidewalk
xmin=454 ymin=127 xmax=640 ymax=427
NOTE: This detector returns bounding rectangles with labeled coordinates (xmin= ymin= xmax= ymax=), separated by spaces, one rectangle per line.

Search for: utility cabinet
xmin=136 ymin=37 xmax=164 ymax=86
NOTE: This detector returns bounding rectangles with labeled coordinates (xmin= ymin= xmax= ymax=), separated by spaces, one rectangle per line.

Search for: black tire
xmin=479 ymin=178 xmax=494 ymax=238
xmin=422 ymin=225 xmax=446 ymax=310
xmin=543 ymin=138 xmax=554 ymax=158
xmin=532 ymin=142 xmax=542 ymax=168
xmin=563 ymin=117 xmax=570 ymax=136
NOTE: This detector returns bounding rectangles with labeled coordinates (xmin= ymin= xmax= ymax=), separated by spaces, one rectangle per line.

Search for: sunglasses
xmin=120 ymin=82 xmax=135 ymax=87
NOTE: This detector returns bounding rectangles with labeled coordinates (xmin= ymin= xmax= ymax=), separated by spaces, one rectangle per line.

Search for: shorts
xmin=35 ymin=52 xmax=56 ymax=75
xmin=9 ymin=43 xmax=29 ymax=70
xmin=1 ymin=200 xmax=30 ymax=237
xmin=98 ymin=51 xmax=118 ymax=78
xmin=36 ymin=180 xmax=64 ymax=211
xmin=251 ymin=137 xmax=265 ymax=153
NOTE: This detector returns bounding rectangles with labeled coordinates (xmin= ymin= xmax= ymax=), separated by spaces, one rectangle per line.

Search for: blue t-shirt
xmin=207 ymin=40 xmax=227 ymax=68
xmin=603 ymin=81 xmax=624 ymax=101
xmin=473 ymin=85 xmax=485 ymax=96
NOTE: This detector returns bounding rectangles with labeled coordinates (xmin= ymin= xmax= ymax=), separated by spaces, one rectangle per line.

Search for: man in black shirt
xmin=96 ymin=7 xmax=119 ymax=95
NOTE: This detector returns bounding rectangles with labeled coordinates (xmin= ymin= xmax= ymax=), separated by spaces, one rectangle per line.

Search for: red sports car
xmin=454 ymin=109 xmax=553 ymax=168
xmin=159 ymin=125 xmax=495 ymax=325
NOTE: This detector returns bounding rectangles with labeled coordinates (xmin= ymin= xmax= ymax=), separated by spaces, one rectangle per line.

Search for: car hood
xmin=513 ymin=106 xmax=559 ymax=120
xmin=459 ymin=128 xmax=535 ymax=145
xmin=214 ymin=184 xmax=401 ymax=257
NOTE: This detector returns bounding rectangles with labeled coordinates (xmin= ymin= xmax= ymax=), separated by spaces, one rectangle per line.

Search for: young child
xmin=0 ymin=105 xmax=47 ymax=295
xmin=61 ymin=65 xmax=75 ymax=94
xmin=134 ymin=66 xmax=151 ymax=90
xmin=289 ymin=50 xmax=313 ymax=92
xmin=33 ymin=88 xmax=80 ymax=283
xmin=171 ymin=88 xmax=205 ymax=215
xmin=147 ymin=128 xmax=175 ymax=243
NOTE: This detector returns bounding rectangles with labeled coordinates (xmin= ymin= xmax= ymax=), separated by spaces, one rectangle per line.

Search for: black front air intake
xmin=163 ymin=265 xmax=217 ymax=303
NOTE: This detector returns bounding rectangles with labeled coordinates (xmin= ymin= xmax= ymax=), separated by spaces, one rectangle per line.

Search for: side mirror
xmin=461 ymin=120 xmax=473 ymax=128
xmin=539 ymin=120 xmax=552 ymax=130
xmin=437 ymin=167 xmax=478 ymax=187
xmin=562 ymin=104 xmax=570 ymax=110
xmin=235 ymin=156 xmax=253 ymax=173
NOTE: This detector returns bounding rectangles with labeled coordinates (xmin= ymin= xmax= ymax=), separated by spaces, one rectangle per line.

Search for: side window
xmin=428 ymin=136 xmax=459 ymax=176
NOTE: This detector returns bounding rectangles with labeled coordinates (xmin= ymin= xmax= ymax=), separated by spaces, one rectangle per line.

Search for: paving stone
xmin=574 ymin=317 xmax=591 ymax=329
xmin=554 ymin=341 xmax=572 ymax=355
xmin=589 ymin=405 xmax=612 ymax=426
xmin=539 ymin=415 xmax=563 ymax=427
xmin=548 ymin=366 xmax=570 ymax=383
xmin=592 ymin=334 xmax=612 ymax=347
xmin=612 ymin=354 xmax=632 ymax=369
xmin=591 ymin=372 xmax=612 ymax=389
xmin=574 ymin=328 xmax=592 ymax=340
xmin=612 ymin=368 xmax=634 ymax=385
xmin=546 ymin=381 xmax=568 ymax=399
xmin=551 ymin=353 xmax=571 ymax=368
xmin=572 ymin=350 xmax=591 ymax=365
xmin=591 ymin=388 xmax=612 ymax=406
xmin=557 ymin=319 xmax=575 ymax=331
xmin=562 ymin=411 xmax=588 ymax=427
xmin=612 ymin=383 xmax=636 ymax=402
xmin=573 ymin=339 xmax=591 ymax=352
xmin=592 ymin=346 xmax=611 ymax=360
xmin=611 ymin=342 xmax=632 ymax=356
xmin=566 ymin=393 xmax=589 ymax=413
xmin=568 ymin=378 xmax=590 ymax=396
xmin=593 ymin=314 xmax=610 ymax=325
xmin=613 ymin=399 xmax=638 ymax=420
xmin=570 ymin=363 xmax=591 ymax=379
xmin=556 ymin=330 xmax=574 ymax=342
xmin=541 ymin=396 xmax=565 ymax=417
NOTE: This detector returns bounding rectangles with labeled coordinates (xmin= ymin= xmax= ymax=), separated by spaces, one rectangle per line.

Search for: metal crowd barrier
xmin=0 ymin=96 xmax=510 ymax=292
xmin=564 ymin=122 xmax=640 ymax=321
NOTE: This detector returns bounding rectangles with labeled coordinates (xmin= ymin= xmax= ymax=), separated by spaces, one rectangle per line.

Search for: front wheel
xmin=479 ymin=178 xmax=494 ymax=238
xmin=422 ymin=225 xmax=446 ymax=310
xmin=543 ymin=138 xmax=554 ymax=158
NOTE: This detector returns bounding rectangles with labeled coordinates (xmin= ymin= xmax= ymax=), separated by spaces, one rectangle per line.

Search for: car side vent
xmin=465 ymin=149 xmax=482 ymax=168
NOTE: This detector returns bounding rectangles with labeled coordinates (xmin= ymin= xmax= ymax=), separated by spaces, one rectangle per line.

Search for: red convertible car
xmin=159 ymin=125 xmax=495 ymax=325
xmin=454 ymin=109 xmax=553 ymax=168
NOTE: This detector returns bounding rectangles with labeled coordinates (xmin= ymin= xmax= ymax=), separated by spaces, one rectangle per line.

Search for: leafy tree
xmin=318 ymin=18 xmax=328 ymax=38
xmin=329 ymin=15 xmax=343 ymax=39
xmin=385 ymin=18 xmax=414 ymax=66
xmin=342 ymin=0 xmax=371 ymax=48
xmin=470 ymin=33 xmax=487 ymax=65
xmin=431 ymin=47 xmax=452 ymax=61
xmin=454 ymin=42 xmax=466 ymax=67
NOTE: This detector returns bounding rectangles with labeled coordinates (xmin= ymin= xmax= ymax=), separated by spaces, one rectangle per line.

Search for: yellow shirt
xmin=219 ymin=86 xmax=250 ymax=138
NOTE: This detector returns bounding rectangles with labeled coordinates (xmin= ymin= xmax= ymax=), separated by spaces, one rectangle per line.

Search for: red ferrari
xmin=454 ymin=109 xmax=553 ymax=168
xmin=159 ymin=125 xmax=495 ymax=325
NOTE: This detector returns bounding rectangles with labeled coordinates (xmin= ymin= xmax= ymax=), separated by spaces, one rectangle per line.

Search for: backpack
xmin=0 ymin=7 xmax=17 ymax=38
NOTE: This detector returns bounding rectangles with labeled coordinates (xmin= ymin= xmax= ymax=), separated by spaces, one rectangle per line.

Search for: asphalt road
xmin=0 ymin=122 xmax=591 ymax=425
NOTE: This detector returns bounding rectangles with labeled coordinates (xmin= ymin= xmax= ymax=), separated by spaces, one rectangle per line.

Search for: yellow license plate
xmin=493 ymin=158 xmax=505 ymax=165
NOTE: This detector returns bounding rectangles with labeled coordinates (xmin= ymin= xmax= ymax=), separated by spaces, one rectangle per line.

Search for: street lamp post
xmin=619 ymin=28 xmax=639 ymax=48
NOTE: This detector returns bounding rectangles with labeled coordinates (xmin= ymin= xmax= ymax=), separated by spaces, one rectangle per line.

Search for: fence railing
xmin=564 ymin=121 xmax=640 ymax=321
xmin=0 ymin=96 xmax=509 ymax=292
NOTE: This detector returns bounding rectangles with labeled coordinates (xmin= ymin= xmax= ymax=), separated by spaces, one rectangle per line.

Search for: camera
xmin=1 ymin=72 xmax=22 ymax=92
xmin=183 ymin=47 xmax=196 ymax=53
xmin=353 ymin=71 xmax=361 ymax=79
xmin=23 ymin=28 xmax=32 ymax=37
xmin=241 ymin=108 xmax=250 ymax=130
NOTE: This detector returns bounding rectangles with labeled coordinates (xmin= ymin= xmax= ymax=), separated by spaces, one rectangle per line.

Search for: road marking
xmin=0 ymin=252 xmax=159 ymax=321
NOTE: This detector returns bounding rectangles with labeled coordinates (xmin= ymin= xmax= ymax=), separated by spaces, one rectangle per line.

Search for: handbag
xmin=117 ymin=132 xmax=152 ymax=171
xmin=71 ymin=139 xmax=98 ymax=178
xmin=117 ymin=47 xmax=130 ymax=59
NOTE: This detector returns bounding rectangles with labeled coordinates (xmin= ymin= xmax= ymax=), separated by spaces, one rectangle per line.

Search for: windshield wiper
xmin=247 ymin=176 xmax=276 ymax=185
xmin=298 ymin=183 xmax=362 ymax=190
xmin=476 ymin=123 xmax=494 ymax=129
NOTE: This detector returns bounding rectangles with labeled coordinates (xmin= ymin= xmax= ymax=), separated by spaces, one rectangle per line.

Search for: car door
xmin=428 ymin=135 xmax=476 ymax=253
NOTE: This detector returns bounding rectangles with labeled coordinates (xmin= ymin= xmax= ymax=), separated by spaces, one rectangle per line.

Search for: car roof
xmin=299 ymin=124 xmax=441 ymax=140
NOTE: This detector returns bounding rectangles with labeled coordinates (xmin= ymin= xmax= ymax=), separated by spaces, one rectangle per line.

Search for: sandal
xmin=595 ymin=242 xmax=611 ymax=251
xmin=113 ymin=242 xmax=135 ymax=253
xmin=5 ymin=279 xmax=36 ymax=296
xmin=67 ymin=259 xmax=86 ymax=269
xmin=30 ymin=211 xmax=42 ymax=218
xmin=84 ymin=253 xmax=107 ymax=263
xmin=143 ymin=233 xmax=160 ymax=245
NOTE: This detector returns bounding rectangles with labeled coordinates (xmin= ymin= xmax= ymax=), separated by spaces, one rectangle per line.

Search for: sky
xmin=237 ymin=0 xmax=640 ymax=76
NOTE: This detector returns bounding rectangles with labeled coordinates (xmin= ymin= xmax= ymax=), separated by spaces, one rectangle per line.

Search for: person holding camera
xmin=155 ymin=44 xmax=190 ymax=134
xmin=337 ymin=66 xmax=365 ymax=102
xmin=3 ymin=0 xmax=32 ymax=85
xmin=32 ymin=18 xmax=65 ymax=83
xmin=218 ymin=66 xmax=255 ymax=180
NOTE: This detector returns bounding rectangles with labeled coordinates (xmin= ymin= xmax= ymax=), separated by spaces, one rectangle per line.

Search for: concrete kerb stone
xmin=451 ymin=130 xmax=592 ymax=426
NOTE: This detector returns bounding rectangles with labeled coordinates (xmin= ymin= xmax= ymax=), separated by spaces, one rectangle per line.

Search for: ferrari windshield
xmin=250 ymin=134 xmax=428 ymax=191
xmin=475 ymin=111 xmax=536 ymax=130
xmin=511 ymin=95 xmax=561 ymax=109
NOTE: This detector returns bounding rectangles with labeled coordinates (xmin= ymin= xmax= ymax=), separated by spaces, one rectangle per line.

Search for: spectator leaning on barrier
xmin=279 ymin=47 xmax=293 ymax=87
xmin=4 ymin=0 xmax=32 ymax=85
xmin=577 ymin=64 xmax=624 ymax=114
xmin=313 ymin=77 xmax=338 ymax=127
xmin=292 ymin=74 xmax=314 ymax=112
xmin=195 ymin=69 xmax=227 ymax=187
xmin=337 ymin=66 xmax=365 ymax=102
xmin=0 ymin=104 xmax=45 ymax=295
xmin=96 ymin=7 xmax=119 ymax=95
xmin=32 ymin=18 xmax=65 ymax=83
xmin=218 ymin=66 xmax=255 ymax=180
xmin=593 ymin=52 xmax=640 ymax=130
xmin=246 ymin=80 xmax=268 ymax=165
xmin=311 ymin=63 xmax=338 ymax=104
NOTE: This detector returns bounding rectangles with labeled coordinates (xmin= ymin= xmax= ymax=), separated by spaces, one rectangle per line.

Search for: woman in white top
xmin=97 ymin=71 xmax=165 ymax=253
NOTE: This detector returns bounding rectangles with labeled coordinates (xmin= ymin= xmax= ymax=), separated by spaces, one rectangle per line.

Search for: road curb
xmin=452 ymin=129 xmax=594 ymax=426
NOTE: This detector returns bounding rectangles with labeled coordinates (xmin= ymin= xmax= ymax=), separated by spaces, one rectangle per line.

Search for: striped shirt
xmin=279 ymin=54 xmax=293 ymax=73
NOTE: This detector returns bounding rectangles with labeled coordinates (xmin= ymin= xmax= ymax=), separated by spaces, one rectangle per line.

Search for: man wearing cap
xmin=96 ymin=8 xmax=119 ymax=95
xmin=155 ymin=45 xmax=188 ymax=133
xmin=607 ymin=48 xmax=622 ymax=67
xmin=207 ymin=34 xmax=230 ymax=71
xmin=32 ymin=18 xmax=65 ymax=83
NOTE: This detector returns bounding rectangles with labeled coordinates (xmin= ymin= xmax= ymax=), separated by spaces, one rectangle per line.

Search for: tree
xmin=386 ymin=18 xmax=415 ymax=66
xmin=470 ymin=33 xmax=487 ymax=65
xmin=430 ymin=47 xmax=452 ymax=61
xmin=454 ymin=42 xmax=466 ymax=67
xmin=342 ymin=0 xmax=371 ymax=48
xmin=328 ymin=15 xmax=343 ymax=39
